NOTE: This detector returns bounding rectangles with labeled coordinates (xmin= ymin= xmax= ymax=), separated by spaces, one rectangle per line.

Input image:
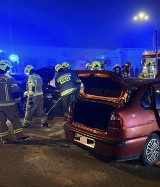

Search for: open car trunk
xmin=73 ymin=99 xmax=115 ymax=131
xmin=71 ymin=70 xmax=127 ymax=131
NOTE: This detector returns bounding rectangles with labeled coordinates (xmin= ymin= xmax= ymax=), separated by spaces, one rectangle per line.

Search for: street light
xmin=133 ymin=12 xmax=159 ymax=73
xmin=133 ymin=12 xmax=149 ymax=21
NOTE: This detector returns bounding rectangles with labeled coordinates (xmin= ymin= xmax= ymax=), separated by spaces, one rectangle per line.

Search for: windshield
xmin=80 ymin=76 xmax=123 ymax=98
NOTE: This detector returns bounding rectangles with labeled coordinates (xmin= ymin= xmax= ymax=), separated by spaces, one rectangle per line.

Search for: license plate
xmin=74 ymin=133 xmax=95 ymax=148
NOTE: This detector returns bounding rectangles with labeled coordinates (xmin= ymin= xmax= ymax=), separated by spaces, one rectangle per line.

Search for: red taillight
xmin=109 ymin=113 xmax=123 ymax=128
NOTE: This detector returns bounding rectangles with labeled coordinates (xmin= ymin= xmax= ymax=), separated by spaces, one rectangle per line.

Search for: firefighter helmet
xmin=55 ymin=64 xmax=63 ymax=72
xmin=85 ymin=63 xmax=91 ymax=69
xmin=0 ymin=60 xmax=13 ymax=71
xmin=113 ymin=64 xmax=121 ymax=70
xmin=145 ymin=60 xmax=153 ymax=66
xmin=92 ymin=61 xmax=101 ymax=69
xmin=124 ymin=61 xmax=132 ymax=67
xmin=24 ymin=65 xmax=35 ymax=75
xmin=62 ymin=62 xmax=70 ymax=69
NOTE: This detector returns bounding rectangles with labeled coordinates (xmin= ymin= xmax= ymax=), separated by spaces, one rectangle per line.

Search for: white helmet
xmin=24 ymin=65 xmax=35 ymax=75
xmin=0 ymin=60 xmax=13 ymax=71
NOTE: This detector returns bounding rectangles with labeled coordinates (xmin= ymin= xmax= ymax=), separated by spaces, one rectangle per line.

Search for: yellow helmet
xmin=92 ymin=61 xmax=101 ymax=69
xmin=145 ymin=60 xmax=153 ymax=66
xmin=24 ymin=65 xmax=35 ymax=75
xmin=62 ymin=62 xmax=70 ymax=69
xmin=0 ymin=60 xmax=13 ymax=71
xmin=55 ymin=64 xmax=63 ymax=72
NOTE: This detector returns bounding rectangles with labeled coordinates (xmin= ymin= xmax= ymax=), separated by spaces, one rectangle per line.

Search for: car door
xmin=141 ymin=88 xmax=156 ymax=124
xmin=152 ymin=84 xmax=160 ymax=127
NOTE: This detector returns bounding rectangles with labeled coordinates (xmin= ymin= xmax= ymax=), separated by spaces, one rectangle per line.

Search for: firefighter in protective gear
xmin=101 ymin=59 xmax=108 ymax=70
xmin=121 ymin=61 xmax=132 ymax=78
xmin=92 ymin=61 xmax=101 ymax=70
xmin=62 ymin=62 xmax=71 ymax=70
xmin=85 ymin=63 xmax=91 ymax=70
xmin=23 ymin=65 xmax=48 ymax=128
xmin=113 ymin=64 xmax=122 ymax=79
xmin=55 ymin=64 xmax=62 ymax=72
xmin=0 ymin=60 xmax=29 ymax=143
xmin=55 ymin=64 xmax=81 ymax=120
xmin=138 ymin=60 xmax=155 ymax=78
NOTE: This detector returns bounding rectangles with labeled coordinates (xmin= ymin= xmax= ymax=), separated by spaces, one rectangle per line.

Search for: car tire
xmin=141 ymin=133 xmax=160 ymax=166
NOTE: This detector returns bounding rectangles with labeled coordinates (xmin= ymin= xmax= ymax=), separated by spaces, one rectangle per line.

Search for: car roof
xmin=124 ymin=78 xmax=160 ymax=86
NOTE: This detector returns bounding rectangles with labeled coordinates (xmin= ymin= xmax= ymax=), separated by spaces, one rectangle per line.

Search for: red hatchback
xmin=64 ymin=70 xmax=160 ymax=166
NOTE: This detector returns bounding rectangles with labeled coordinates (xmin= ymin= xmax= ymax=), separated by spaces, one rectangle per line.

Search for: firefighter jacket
xmin=0 ymin=73 xmax=20 ymax=106
xmin=26 ymin=73 xmax=43 ymax=97
xmin=121 ymin=69 xmax=130 ymax=78
xmin=55 ymin=69 xmax=79 ymax=97
xmin=138 ymin=64 xmax=155 ymax=78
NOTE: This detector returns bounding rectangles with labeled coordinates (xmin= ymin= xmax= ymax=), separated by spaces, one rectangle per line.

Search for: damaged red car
xmin=64 ymin=70 xmax=160 ymax=166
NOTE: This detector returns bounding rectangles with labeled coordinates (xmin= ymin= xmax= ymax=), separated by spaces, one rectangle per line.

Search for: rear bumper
xmin=64 ymin=124 xmax=147 ymax=161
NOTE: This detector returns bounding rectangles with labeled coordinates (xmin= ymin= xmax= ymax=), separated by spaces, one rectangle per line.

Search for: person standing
xmin=113 ymin=64 xmax=123 ymax=79
xmin=62 ymin=62 xmax=71 ymax=70
xmin=121 ymin=61 xmax=132 ymax=78
xmin=85 ymin=63 xmax=92 ymax=70
xmin=23 ymin=65 xmax=48 ymax=128
xmin=91 ymin=61 xmax=101 ymax=70
xmin=0 ymin=60 xmax=29 ymax=143
xmin=101 ymin=59 xmax=108 ymax=70
xmin=55 ymin=64 xmax=81 ymax=120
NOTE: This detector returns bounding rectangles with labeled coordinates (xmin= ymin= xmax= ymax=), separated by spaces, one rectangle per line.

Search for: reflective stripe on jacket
xmin=0 ymin=73 xmax=18 ymax=106
xmin=27 ymin=73 xmax=43 ymax=97
xmin=55 ymin=69 xmax=79 ymax=96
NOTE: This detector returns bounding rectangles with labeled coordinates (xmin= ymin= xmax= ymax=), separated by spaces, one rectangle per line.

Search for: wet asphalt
xmin=0 ymin=117 xmax=160 ymax=187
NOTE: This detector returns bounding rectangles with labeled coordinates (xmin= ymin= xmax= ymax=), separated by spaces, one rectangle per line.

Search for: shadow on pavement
xmin=5 ymin=138 xmax=75 ymax=148
xmin=90 ymin=152 xmax=160 ymax=181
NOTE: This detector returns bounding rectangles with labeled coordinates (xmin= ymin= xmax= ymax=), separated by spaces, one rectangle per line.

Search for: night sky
xmin=0 ymin=0 xmax=160 ymax=49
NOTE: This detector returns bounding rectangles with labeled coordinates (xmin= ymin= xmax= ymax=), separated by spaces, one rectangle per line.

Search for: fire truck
xmin=142 ymin=50 xmax=160 ymax=77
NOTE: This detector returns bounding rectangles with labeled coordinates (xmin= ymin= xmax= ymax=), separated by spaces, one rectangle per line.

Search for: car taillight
xmin=109 ymin=113 xmax=123 ymax=128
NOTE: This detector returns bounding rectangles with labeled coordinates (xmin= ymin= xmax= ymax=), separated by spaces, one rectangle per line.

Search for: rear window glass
xmin=80 ymin=76 xmax=122 ymax=98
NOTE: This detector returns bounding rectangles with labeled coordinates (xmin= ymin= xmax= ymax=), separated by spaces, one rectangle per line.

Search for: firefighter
xmin=55 ymin=64 xmax=81 ymax=120
xmin=85 ymin=63 xmax=91 ymax=70
xmin=138 ymin=60 xmax=155 ymax=78
xmin=121 ymin=61 xmax=132 ymax=78
xmin=92 ymin=61 xmax=101 ymax=70
xmin=62 ymin=62 xmax=71 ymax=70
xmin=23 ymin=65 xmax=48 ymax=128
xmin=101 ymin=59 xmax=108 ymax=70
xmin=0 ymin=60 xmax=29 ymax=143
xmin=113 ymin=64 xmax=122 ymax=79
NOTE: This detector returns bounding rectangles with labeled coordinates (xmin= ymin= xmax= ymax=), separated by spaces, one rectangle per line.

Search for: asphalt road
xmin=0 ymin=117 xmax=160 ymax=187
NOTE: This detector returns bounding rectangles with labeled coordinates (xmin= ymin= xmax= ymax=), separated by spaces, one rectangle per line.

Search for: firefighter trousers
xmin=61 ymin=92 xmax=75 ymax=117
xmin=0 ymin=104 xmax=25 ymax=141
xmin=23 ymin=95 xmax=47 ymax=125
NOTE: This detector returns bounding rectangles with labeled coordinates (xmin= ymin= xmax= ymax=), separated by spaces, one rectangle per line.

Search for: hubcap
xmin=146 ymin=138 xmax=160 ymax=163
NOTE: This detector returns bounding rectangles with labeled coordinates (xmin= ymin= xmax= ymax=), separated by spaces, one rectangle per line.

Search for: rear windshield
xmin=80 ymin=76 xmax=122 ymax=98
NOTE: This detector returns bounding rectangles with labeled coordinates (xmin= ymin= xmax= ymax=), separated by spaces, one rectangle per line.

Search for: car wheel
xmin=141 ymin=133 xmax=160 ymax=166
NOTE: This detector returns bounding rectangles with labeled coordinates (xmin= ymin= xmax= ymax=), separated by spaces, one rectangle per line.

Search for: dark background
xmin=0 ymin=0 xmax=160 ymax=49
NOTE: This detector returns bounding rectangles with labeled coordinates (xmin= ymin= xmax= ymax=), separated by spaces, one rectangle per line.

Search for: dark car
xmin=64 ymin=70 xmax=160 ymax=166
xmin=12 ymin=66 xmax=62 ymax=118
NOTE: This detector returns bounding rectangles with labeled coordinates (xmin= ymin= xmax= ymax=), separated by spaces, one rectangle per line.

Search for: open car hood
xmin=75 ymin=70 xmax=127 ymax=104
xmin=36 ymin=66 xmax=55 ymax=84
